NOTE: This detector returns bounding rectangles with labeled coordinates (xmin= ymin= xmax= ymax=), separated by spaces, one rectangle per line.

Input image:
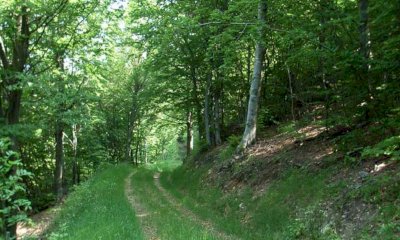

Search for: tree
xmin=237 ymin=0 xmax=268 ymax=152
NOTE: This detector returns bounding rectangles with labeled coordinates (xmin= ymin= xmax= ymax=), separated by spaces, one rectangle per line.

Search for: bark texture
xmin=186 ymin=111 xmax=193 ymax=158
xmin=237 ymin=0 xmax=268 ymax=152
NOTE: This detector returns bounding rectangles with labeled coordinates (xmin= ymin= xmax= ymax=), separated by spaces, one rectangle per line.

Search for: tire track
xmin=124 ymin=171 xmax=160 ymax=240
xmin=153 ymin=172 xmax=240 ymax=240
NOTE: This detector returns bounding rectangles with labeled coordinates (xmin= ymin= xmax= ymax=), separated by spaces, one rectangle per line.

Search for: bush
xmin=0 ymin=138 xmax=32 ymax=239
xmin=362 ymin=136 xmax=400 ymax=161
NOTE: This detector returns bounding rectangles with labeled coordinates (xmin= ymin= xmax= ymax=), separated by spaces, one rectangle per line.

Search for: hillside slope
xmin=161 ymin=122 xmax=400 ymax=239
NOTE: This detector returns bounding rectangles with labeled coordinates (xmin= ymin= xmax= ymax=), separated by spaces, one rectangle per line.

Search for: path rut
xmin=126 ymin=170 xmax=239 ymax=240
xmin=124 ymin=172 xmax=160 ymax=240
xmin=153 ymin=172 xmax=239 ymax=240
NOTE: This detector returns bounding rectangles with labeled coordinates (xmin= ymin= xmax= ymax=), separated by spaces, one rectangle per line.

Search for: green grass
xmin=46 ymin=159 xmax=220 ymax=240
xmin=357 ymin=171 xmax=400 ymax=239
xmin=129 ymin=169 xmax=218 ymax=240
xmin=47 ymin=164 xmax=143 ymax=240
xmin=160 ymin=166 xmax=251 ymax=238
xmin=144 ymin=158 xmax=182 ymax=172
xmin=160 ymin=166 xmax=340 ymax=240
xmin=42 ymin=151 xmax=398 ymax=239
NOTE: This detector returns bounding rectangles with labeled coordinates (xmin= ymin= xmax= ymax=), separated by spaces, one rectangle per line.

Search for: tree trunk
xmin=72 ymin=124 xmax=79 ymax=185
xmin=286 ymin=65 xmax=295 ymax=121
xmin=54 ymin=120 xmax=64 ymax=201
xmin=143 ymin=138 xmax=148 ymax=163
xmin=358 ymin=0 xmax=371 ymax=120
xmin=317 ymin=1 xmax=330 ymax=125
xmin=190 ymin=65 xmax=204 ymax=140
xmin=54 ymin=53 xmax=65 ymax=201
xmin=0 ymin=94 xmax=4 ymax=121
xmin=237 ymin=0 xmax=267 ymax=152
xmin=125 ymin=111 xmax=133 ymax=162
xmin=135 ymin=138 xmax=139 ymax=166
xmin=186 ymin=110 xmax=193 ymax=158
xmin=204 ymin=73 xmax=212 ymax=146
xmin=213 ymin=86 xmax=222 ymax=146
xmin=243 ymin=45 xmax=252 ymax=122
xmin=125 ymin=83 xmax=139 ymax=162
xmin=359 ymin=0 xmax=370 ymax=75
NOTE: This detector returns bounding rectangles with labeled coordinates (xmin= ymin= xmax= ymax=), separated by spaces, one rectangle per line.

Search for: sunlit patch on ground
xmin=17 ymin=206 xmax=61 ymax=240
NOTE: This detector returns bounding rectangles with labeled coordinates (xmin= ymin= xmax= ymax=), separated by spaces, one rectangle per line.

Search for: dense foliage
xmin=0 ymin=0 xmax=399 ymax=238
xmin=0 ymin=138 xmax=31 ymax=239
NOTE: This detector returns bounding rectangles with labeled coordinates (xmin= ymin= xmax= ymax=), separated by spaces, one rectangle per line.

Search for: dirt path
xmin=17 ymin=206 xmax=60 ymax=240
xmin=124 ymin=171 xmax=160 ymax=240
xmin=153 ymin=172 xmax=239 ymax=240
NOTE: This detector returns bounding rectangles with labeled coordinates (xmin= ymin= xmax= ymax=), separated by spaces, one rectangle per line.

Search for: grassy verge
xmin=46 ymin=164 xmax=143 ymax=240
xmin=130 ymin=169 xmax=218 ymax=240
xmin=160 ymin=165 xmax=344 ymax=239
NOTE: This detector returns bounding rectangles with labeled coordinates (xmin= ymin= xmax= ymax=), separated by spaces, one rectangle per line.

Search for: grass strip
xmin=46 ymin=164 xmax=143 ymax=240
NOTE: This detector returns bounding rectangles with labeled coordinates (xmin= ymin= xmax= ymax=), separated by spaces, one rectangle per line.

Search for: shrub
xmin=0 ymin=138 xmax=32 ymax=239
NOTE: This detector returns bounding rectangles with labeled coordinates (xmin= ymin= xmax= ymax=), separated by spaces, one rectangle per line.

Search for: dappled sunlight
xmin=372 ymin=162 xmax=390 ymax=173
xmin=297 ymin=125 xmax=327 ymax=139
xmin=17 ymin=207 xmax=61 ymax=240
xmin=248 ymin=136 xmax=295 ymax=159
xmin=247 ymin=124 xmax=328 ymax=160
xmin=314 ymin=146 xmax=334 ymax=161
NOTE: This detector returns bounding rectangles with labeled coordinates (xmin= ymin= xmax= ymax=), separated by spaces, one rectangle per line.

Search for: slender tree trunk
xmin=143 ymin=138 xmax=148 ymax=163
xmin=359 ymin=0 xmax=370 ymax=77
xmin=241 ymin=45 xmax=252 ymax=123
xmin=237 ymin=0 xmax=268 ymax=152
xmin=125 ymin=83 xmax=140 ymax=162
xmin=72 ymin=124 xmax=79 ymax=185
xmin=125 ymin=111 xmax=132 ymax=162
xmin=0 ymin=94 xmax=4 ymax=121
xmin=358 ymin=0 xmax=371 ymax=120
xmin=135 ymin=139 xmax=139 ymax=166
xmin=54 ymin=119 xmax=64 ymax=201
xmin=286 ymin=65 xmax=295 ymax=121
xmin=190 ymin=66 xmax=204 ymax=140
xmin=318 ymin=1 xmax=331 ymax=126
xmin=204 ymin=73 xmax=212 ymax=146
xmin=214 ymin=86 xmax=222 ymax=145
xmin=186 ymin=110 xmax=193 ymax=158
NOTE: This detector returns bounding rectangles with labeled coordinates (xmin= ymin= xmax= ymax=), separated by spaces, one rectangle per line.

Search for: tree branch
xmin=30 ymin=0 xmax=69 ymax=34
xmin=31 ymin=0 xmax=69 ymax=47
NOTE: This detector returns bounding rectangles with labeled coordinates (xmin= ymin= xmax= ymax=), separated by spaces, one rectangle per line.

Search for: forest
xmin=0 ymin=0 xmax=399 ymax=239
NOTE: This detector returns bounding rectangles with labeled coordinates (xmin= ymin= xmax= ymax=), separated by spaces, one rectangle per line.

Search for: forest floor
xmin=17 ymin=206 xmax=61 ymax=240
